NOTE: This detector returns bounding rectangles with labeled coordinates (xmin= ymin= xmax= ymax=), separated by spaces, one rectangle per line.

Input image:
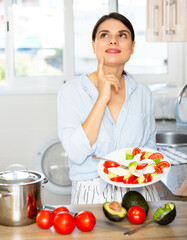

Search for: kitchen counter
xmin=155 ymin=119 xmax=187 ymax=200
xmin=0 ymin=201 xmax=186 ymax=240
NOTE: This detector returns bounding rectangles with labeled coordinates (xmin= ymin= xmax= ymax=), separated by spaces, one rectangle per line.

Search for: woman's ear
xmin=92 ymin=41 xmax=95 ymax=54
xmin=131 ymin=41 xmax=135 ymax=54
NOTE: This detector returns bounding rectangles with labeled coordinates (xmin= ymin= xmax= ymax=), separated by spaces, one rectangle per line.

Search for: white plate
xmin=97 ymin=147 xmax=171 ymax=188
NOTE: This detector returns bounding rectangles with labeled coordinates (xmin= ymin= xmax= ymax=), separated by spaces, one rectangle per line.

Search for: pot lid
xmin=0 ymin=164 xmax=43 ymax=185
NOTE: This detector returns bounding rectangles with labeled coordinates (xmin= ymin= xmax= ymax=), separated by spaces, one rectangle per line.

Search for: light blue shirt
xmin=57 ymin=73 xmax=156 ymax=182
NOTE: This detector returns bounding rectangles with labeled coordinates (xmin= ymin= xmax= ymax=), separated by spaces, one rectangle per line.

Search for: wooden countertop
xmin=0 ymin=201 xmax=187 ymax=240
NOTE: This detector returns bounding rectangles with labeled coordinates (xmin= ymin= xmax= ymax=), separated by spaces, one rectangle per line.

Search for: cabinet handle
xmin=152 ymin=5 xmax=159 ymax=36
xmin=165 ymin=0 xmax=175 ymax=35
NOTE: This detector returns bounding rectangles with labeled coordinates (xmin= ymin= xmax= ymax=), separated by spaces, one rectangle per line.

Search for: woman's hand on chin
xmin=97 ymin=57 xmax=121 ymax=105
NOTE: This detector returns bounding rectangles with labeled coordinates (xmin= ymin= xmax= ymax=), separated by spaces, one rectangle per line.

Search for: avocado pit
xmin=103 ymin=201 xmax=127 ymax=222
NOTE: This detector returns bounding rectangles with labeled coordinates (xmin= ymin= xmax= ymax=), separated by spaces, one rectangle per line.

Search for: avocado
xmin=108 ymin=172 xmax=117 ymax=179
xmin=121 ymin=191 xmax=149 ymax=215
xmin=103 ymin=202 xmax=127 ymax=222
xmin=137 ymin=175 xmax=145 ymax=184
xmin=128 ymin=161 xmax=137 ymax=172
xmin=126 ymin=153 xmax=134 ymax=160
xmin=144 ymin=152 xmax=153 ymax=159
xmin=153 ymin=202 xmax=176 ymax=225
xmin=150 ymin=172 xmax=158 ymax=179
xmin=152 ymin=158 xmax=161 ymax=164
xmin=123 ymin=172 xmax=132 ymax=181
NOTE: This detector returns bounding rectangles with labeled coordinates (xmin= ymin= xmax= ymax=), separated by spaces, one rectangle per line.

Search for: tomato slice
xmin=136 ymin=163 xmax=148 ymax=170
xmin=148 ymin=152 xmax=164 ymax=160
xmin=131 ymin=177 xmax=138 ymax=184
xmin=103 ymin=167 xmax=109 ymax=174
xmin=103 ymin=161 xmax=120 ymax=168
xmin=154 ymin=165 xmax=163 ymax=174
xmin=140 ymin=151 xmax=146 ymax=160
xmin=132 ymin=147 xmax=141 ymax=157
xmin=143 ymin=173 xmax=152 ymax=183
xmin=110 ymin=176 xmax=124 ymax=182
xmin=123 ymin=175 xmax=137 ymax=184
xmin=157 ymin=161 xmax=170 ymax=169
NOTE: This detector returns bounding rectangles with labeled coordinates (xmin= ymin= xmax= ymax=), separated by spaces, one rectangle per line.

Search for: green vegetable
xmin=126 ymin=153 xmax=134 ymax=160
xmin=137 ymin=175 xmax=145 ymax=184
xmin=103 ymin=202 xmax=127 ymax=222
xmin=153 ymin=158 xmax=161 ymax=164
xmin=150 ymin=172 xmax=158 ymax=179
xmin=121 ymin=191 xmax=149 ymax=215
xmin=128 ymin=161 xmax=137 ymax=172
xmin=154 ymin=202 xmax=176 ymax=225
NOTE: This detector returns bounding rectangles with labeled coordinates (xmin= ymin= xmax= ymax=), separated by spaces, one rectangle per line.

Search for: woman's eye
xmin=119 ymin=33 xmax=127 ymax=38
xmin=101 ymin=33 xmax=108 ymax=38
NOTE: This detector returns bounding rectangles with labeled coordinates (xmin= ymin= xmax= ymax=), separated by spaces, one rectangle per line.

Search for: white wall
xmin=0 ymin=94 xmax=58 ymax=172
xmin=0 ymin=93 xmax=72 ymax=204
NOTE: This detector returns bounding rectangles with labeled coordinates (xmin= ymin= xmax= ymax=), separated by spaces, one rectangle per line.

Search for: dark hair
xmin=92 ymin=12 xmax=135 ymax=75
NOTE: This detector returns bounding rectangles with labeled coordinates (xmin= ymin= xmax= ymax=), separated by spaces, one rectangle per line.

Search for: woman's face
xmin=92 ymin=18 xmax=135 ymax=67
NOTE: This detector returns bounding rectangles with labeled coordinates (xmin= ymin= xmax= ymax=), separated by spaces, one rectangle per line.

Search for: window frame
xmin=0 ymin=0 xmax=185 ymax=95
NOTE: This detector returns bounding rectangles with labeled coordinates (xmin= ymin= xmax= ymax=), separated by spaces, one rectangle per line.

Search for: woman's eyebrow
xmin=97 ymin=29 xmax=130 ymax=35
xmin=119 ymin=30 xmax=130 ymax=35
xmin=97 ymin=30 xmax=109 ymax=35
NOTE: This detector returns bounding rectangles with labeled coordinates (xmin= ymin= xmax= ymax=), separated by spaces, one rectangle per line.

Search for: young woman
xmin=57 ymin=12 xmax=160 ymax=204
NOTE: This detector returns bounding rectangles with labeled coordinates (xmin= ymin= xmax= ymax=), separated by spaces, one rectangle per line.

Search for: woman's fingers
xmin=101 ymin=75 xmax=121 ymax=92
xmin=98 ymin=56 xmax=104 ymax=78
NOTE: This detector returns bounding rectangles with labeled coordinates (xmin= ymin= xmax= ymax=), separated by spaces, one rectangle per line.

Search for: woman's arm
xmin=82 ymin=57 xmax=120 ymax=146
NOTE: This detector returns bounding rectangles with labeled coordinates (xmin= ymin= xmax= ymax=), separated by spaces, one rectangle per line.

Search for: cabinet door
xmin=146 ymin=0 xmax=187 ymax=41
xmin=146 ymin=0 xmax=162 ymax=41
xmin=162 ymin=0 xmax=186 ymax=41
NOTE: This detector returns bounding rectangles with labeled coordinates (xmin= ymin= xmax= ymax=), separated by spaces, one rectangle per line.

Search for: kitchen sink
xmin=156 ymin=131 xmax=187 ymax=147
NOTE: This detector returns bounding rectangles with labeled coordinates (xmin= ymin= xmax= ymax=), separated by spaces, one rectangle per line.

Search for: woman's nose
xmin=109 ymin=37 xmax=118 ymax=45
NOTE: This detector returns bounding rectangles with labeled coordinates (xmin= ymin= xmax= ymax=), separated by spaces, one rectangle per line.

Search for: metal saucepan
xmin=0 ymin=164 xmax=48 ymax=226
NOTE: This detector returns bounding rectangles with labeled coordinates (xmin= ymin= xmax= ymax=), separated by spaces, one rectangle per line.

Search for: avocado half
xmin=154 ymin=202 xmax=176 ymax=225
xmin=122 ymin=191 xmax=149 ymax=215
xmin=103 ymin=202 xmax=127 ymax=222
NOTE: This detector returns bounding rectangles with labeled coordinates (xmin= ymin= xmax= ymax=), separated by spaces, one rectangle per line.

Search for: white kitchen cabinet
xmin=146 ymin=0 xmax=187 ymax=41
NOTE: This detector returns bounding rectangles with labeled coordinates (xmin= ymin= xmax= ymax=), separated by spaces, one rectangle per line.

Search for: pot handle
xmin=42 ymin=177 xmax=48 ymax=184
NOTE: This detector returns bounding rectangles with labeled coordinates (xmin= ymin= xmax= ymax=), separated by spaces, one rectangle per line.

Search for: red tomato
xmin=143 ymin=173 xmax=152 ymax=183
xmin=36 ymin=210 xmax=54 ymax=229
xmin=127 ymin=206 xmax=146 ymax=224
xmin=154 ymin=165 xmax=163 ymax=174
xmin=157 ymin=161 xmax=170 ymax=169
xmin=53 ymin=206 xmax=69 ymax=216
xmin=123 ymin=175 xmax=137 ymax=184
xmin=131 ymin=177 xmax=138 ymax=184
xmin=103 ymin=161 xmax=120 ymax=168
xmin=148 ymin=152 xmax=164 ymax=160
xmin=140 ymin=151 xmax=146 ymax=160
xmin=132 ymin=147 xmax=141 ymax=157
xmin=103 ymin=167 xmax=109 ymax=174
xmin=75 ymin=211 xmax=96 ymax=232
xmin=110 ymin=176 xmax=124 ymax=182
xmin=136 ymin=163 xmax=148 ymax=170
xmin=53 ymin=212 xmax=75 ymax=235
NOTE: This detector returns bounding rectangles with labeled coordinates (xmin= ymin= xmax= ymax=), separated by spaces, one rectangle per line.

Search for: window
xmin=0 ymin=0 xmax=5 ymax=84
xmin=0 ymin=0 xmax=184 ymax=93
xmin=12 ymin=0 xmax=64 ymax=77
xmin=73 ymin=0 xmax=108 ymax=75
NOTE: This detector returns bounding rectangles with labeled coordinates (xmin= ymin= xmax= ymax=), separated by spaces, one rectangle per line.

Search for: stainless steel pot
xmin=0 ymin=164 xmax=48 ymax=226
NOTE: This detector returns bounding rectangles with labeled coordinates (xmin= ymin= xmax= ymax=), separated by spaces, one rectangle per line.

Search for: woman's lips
xmin=105 ymin=48 xmax=121 ymax=53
